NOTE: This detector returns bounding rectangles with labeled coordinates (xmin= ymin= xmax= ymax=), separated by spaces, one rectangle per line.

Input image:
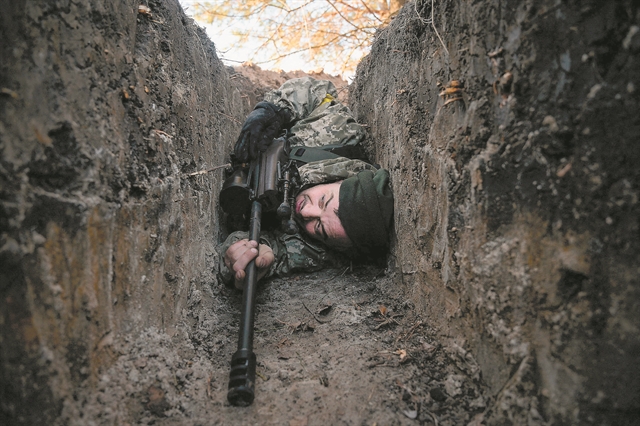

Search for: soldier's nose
xmin=300 ymin=204 xmax=319 ymax=218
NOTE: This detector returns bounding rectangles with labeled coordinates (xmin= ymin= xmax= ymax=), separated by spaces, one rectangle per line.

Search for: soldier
xmin=219 ymin=77 xmax=394 ymax=289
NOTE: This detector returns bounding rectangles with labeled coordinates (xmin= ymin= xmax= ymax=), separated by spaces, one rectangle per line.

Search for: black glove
xmin=234 ymin=101 xmax=292 ymax=162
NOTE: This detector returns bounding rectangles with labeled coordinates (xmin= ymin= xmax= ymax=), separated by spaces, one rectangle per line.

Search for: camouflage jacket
xmin=218 ymin=77 xmax=375 ymax=284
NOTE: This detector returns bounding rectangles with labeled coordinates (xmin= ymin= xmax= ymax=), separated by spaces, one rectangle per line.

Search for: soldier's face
xmin=294 ymin=181 xmax=352 ymax=248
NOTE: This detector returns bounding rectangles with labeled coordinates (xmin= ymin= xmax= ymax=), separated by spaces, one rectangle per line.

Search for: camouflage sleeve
xmin=263 ymin=77 xmax=366 ymax=148
xmin=217 ymin=230 xmax=344 ymax=285
xmin=263 ymin=77 xmax=338 ymax=121
xmin=297 ymin=157 xmax=377 ymax=187
xmin=269 ymin=231 xmax=345 ymax=277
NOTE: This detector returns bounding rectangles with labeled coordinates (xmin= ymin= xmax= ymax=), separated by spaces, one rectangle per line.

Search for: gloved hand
xmin=234 ymin=101 xmax=292 ymax=162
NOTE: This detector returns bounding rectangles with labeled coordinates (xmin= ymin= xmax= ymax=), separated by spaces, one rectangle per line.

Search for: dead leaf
xmin=276 ymin=319 xmax=313 ymax=333
xmin=379 ymin=305 xmax=388 ymax=316
xmin=396 ymin=349 xmax=408 ymax=361
xmin=33 ymin=126 xmax=52 ymax=146
xmin=316 ymin=303 xmax=333 ymax=316
xmin=374 ymin=320 xmax=393 ymax=330
xmin=439 ymin=80 xmax=465 ymax=97
xmin=278 ymin=337 xmax=292 ymax=347
xmin=439 ymin=87 xmax=461 ymax=97
xmin=498 ymin=71 xmax=513 ymax=96
xmin=422 ymin=342 xmax=437 ymax=354
xmin=403 ymin=409 xmax=418 ymax=419
xmin=488 ymin=47 xmax=504 ymax=58
xmin=95 ymin=332 xmax=113 ymax=351
xmin=443 ymin=97 xmax=463 ymax=106
xmin=289 ymin=321 xmax=314 ymax=333
xmin=557 ymin=162 xmax=572 ymax=177
xmin=1 ymin=87 xmax=19 ymax=99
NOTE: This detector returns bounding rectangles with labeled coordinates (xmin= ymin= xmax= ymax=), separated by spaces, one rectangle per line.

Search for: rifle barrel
xmin=227 ymin=199 xmax=262 ymax=406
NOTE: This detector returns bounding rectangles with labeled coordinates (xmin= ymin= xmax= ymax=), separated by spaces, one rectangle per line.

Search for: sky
xmin=178 ymin=0 xmax=354 ymax=78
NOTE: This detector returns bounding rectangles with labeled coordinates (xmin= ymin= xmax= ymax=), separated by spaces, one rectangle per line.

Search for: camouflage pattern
xmin=218 ymin=230 xmax=341 ymax=284
xmin=264 ymin=77 xmax=366 ymax=148
xmin=298 ymin=157 xmax=377 ymax=188
xmin=218 ymin=77 xmax=371 ymax=284
xmin=264 ymin=77 xmax=336 ymax=120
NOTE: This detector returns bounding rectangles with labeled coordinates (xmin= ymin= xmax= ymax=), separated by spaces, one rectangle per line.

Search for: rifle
xmin=221 ymin=135 xmax=298 ymax=406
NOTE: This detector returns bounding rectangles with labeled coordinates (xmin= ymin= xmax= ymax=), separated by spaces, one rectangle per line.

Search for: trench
xmin=1 ymin=0 xmax=639 ymax=425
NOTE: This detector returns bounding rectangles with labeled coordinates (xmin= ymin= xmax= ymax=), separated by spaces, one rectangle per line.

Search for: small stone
xmin=587 ymin=84 xmax=602 ymax=100
xmin=622 ymin=25 xmax=639 ymax=50
xmin=542 ymin=115 xmax=559 ymax=132
xmin=32 ymin=232 xmax=46 ymax=245
xmin=403 ymin=409 xmax=418 ymax=419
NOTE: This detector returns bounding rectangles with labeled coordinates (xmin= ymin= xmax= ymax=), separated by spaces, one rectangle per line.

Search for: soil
xmin=1 ymin=0 xmax=638 ymax=425
xmin=351 ymin=2 xmax=640 ymax=425
xmin=58 ymin=267 xmax=489 ymax=426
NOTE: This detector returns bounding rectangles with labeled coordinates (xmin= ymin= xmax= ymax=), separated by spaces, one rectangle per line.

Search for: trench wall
xmin=0 ymin=0 xmax=248 ymax=422
xmin=351 ymin=1 xmax=640 ymax=424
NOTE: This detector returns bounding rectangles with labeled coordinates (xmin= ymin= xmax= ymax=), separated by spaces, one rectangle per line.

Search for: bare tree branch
xmin=192 ymin=0 xmax=405 ymax=74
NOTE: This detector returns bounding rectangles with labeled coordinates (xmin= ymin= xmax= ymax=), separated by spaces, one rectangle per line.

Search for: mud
xmin=1 ymin=0 xmax=639 ymax=425
xmin=57 ymin=267 xmax=492 ymax=426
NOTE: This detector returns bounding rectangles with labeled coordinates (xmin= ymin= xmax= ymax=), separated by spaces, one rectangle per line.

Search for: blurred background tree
xmin=190 ymin=1 xmax=407 ymax=76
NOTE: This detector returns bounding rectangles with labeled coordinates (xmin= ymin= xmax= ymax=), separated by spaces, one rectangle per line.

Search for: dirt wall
xmin=0 ymin=0 xmax=248 ymax=422
xmin=350 ymin=1 xmax=639 ymax=424
xmin=2 ymin=0 xmax=639 ymax=424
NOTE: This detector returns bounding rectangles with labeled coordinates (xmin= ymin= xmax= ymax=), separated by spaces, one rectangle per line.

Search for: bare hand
xmin=224 ymin=239 xmax=275 ymax=289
